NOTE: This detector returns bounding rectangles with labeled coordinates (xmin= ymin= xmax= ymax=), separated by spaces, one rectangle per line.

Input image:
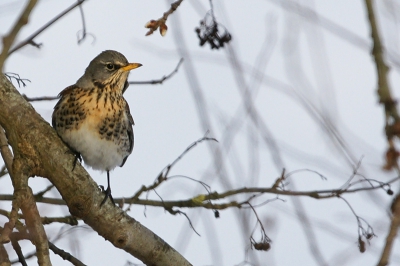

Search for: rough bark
xmin=0 ymin=74 xmax=191 ymax=266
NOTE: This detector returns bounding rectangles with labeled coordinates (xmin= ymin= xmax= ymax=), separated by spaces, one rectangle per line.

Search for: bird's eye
xmin=106 ymin=63 xmax=114 ymax=70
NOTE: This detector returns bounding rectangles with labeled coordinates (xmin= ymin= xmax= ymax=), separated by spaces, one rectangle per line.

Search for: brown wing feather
xmin=52 ymin=85 xmax=78 ymax=128
xmin=120 ymin=99 xmax=134 ymax=167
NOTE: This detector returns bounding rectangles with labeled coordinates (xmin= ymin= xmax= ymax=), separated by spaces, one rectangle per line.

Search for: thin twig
xmin=338 ymin=196 xmax=375 ymax=253
xmin=22 ymin=94 xmax=59 ymax=102
xmin=0 ymin=208 xmax=79 ymax=226
xmin=34 ymin=184 xmax=55 ymax=198
xmin=164 ymin=208 xmax=201 ymax=236
xmin=129 ymin=58 xmax=184 ymax=85
xmin=0 ymin=164 xmax=8 ymax=178
xmin=4 ymin=73 xmax=31 ymax=88
xmin=0 ymin=0 xmax=38 ymax=70
xmin=48 ymin=241 xmax=87 ymax=266
xmin=144 ymin=0 xmax=183 ymax=36
xmin=130 ymin=135 xmax=216 ymax=201
xmin=76 ymin=4 xmax=94 ymax=45
xmin=8 ymin=0 xmax=87 ymax=56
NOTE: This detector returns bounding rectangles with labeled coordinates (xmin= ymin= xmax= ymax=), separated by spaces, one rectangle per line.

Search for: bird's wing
xmin=52 ymin=85 xmax=77 ymax=128
xmin=120 ymin=99 xmax=134 ymax=167
xmin=122 ymin=80 xmax=129 ymax=94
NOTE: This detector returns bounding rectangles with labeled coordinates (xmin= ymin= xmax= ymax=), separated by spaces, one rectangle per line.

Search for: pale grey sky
xmin=1 ymin=0 xmax=400 ymax=265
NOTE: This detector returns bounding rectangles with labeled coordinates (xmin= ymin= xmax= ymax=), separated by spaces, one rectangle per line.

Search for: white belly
xmin=62 ymin=122 xmax=126 ymax=171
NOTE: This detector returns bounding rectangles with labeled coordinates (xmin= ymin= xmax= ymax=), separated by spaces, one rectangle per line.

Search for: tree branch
xmin=48 ymin=241 xmax=86 ymax=266
xmin=0 ymin=74 xmax=191 ymax=266
xmin=0 ymin=0 xmax=38 ymax=70
xmin=364 ymin=0 xmax=400 ymax=264
xmin=1 ymin=177 xmax=397 ymax=208
xmin=0 ymin=127 xmax=13 ymax=177
xmin=129 ymin=58 xmax=183 ymax=85
xmin=12 ymin=160 xmax=51 ymax=265
xmin=144 ymin=0 xmax=183 ymax=36
xmin=0 ymin=237 xmax=10 ymax=266
xmin=22 ymin=95 xmax=59 ymax=102
xmin=8 ymin=0 xmax=87 ymax=56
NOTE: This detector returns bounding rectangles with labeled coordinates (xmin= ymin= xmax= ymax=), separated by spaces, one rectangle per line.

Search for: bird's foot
xmin=72 ymin=151 xmax=82 ymax=171
xmin=100 ymin=185 xmax=115 ymax=206
xmin=64 ymin=149 xmax=82 ymax=171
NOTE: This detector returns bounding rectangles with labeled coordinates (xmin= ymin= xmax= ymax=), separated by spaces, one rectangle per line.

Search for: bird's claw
xmin=100 ymin=185 xmax=115 ymax=206
xmin=64 ymin=149 xmax=82 ymax=171
xmin=72 ymin=152 xmax=82 ymax=171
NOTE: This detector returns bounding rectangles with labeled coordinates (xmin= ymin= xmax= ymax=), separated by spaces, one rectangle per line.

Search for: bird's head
xmin=76 ymin=50 xmax=142 ymax=92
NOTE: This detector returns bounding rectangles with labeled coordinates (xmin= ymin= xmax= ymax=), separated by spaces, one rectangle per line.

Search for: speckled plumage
xmin=52 ymin=50 xmax=141 ymax=205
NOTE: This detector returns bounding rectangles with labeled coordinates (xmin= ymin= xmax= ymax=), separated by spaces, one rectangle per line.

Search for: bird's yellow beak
xmin=121 ymin=63 xmax=142 ymax=72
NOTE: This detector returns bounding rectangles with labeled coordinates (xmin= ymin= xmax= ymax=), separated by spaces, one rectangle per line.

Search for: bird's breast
xmin=53 ymin=87 xmax=132 ymax=170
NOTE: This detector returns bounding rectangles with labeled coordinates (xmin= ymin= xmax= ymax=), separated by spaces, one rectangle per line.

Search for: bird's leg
xmin=100 ymin=171 xmax=115 ymax=206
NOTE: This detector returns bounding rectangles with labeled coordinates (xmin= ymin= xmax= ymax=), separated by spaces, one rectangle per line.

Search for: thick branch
xmin=0 ymin=74 xmax=191 ymax=266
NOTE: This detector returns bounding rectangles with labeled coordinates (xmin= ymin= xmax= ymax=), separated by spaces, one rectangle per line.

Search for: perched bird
xmin=52 ymin=50 xmax=142 ymax=206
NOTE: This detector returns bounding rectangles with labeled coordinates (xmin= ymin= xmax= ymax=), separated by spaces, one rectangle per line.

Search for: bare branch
xmin=0 ymin=203 xmax=19 ymax=244
xmin=0 ymin=208 xmax=79 ymax=226
xmin=0 ymin=239 xmax=10 ymax=265
xmin=128 ymin=58 xmax=183 ymax=85
xmin=0 ymin=164 xmax=7 ymax=178
xmin=364 ymin=0 xmax=400 ymax=263
xmin=11 ymin=236 xmax=27 ymax=266
xmin=41 ymin=216 xmax=79 ymax=226
xmin=379 ymin=194 xmax=400 ymax=266
xmin=0 ymin=0 xmax=38 ymax=70
xmin=164 ymin=208 xmax=201 ymax=236
xmin=248 ymin=203 xmax=271 ymax=252
xmin=0 ymin=126 xmax=13 ymax=177
xmin=48 ymin=241 xmax=86 ymax=266
xmin=34 ymin=184 xmax=55 ymax=198
xmin=144 ymin=0 xmax=183 ymax=36
xmin=338 ymin=196 xmax=375 ymax=253
xmin=364 ymin=0 xmax=400 ymax=172
xmin=4 ymin=73 xmax=30 ymax=88
xmin=14 ymin=172 xmax=51 ymax=265
xmin=130 ymin=135 xmax=216 ymax=201
xmin=8 ymin=0 xmax=87 ymax=56
xmin=1 ymin=176 xmax=396 ymax=209
xmin=22 ymin=94 xmax=59 ymax=102
xmin=76 ymin=4 xmax=95 ymax=45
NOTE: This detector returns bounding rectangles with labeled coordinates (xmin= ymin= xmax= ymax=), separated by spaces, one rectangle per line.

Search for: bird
xmin=52 ymin=50 xmax=142 ymax=206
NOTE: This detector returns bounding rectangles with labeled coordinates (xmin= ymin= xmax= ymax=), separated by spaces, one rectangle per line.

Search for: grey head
xmin=76 ymin=50 xmax=142 ymax=92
